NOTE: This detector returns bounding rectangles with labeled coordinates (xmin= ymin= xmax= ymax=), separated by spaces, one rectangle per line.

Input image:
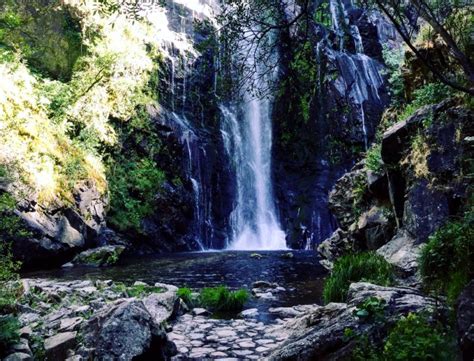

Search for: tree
xmin=217 ymin=0 xmax=316 ymax=96
xmin=363 ymin=0 xmax=474 ymax=95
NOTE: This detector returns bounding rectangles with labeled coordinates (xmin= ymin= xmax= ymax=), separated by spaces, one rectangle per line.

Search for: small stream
xmin=23 ymin=250 xmax=327 ymax=322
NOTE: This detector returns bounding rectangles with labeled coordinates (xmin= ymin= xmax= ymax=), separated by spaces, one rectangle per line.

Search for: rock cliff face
xmin=2 ymin=177 xmax=109 ymax=268
xmin=1 ymin=0 xmax=232 ymax=266
xmin=107 ymin=0 xmax=233 ymax=252
xmin=319 ymin=100 xmax=473 ymax=278
xmin=138 ymin=0 xmax=403 ymax=251
xmin=273 ymin=0 xmax=397 ymax=249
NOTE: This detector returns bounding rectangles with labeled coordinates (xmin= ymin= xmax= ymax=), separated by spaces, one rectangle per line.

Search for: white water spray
xmin=220 ymin=34 xmax=287 ymax=251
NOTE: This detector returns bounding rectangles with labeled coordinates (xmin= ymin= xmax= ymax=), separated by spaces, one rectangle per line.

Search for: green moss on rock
xmin=0 ymin=0 xmax=83 ymax=80
xmin=73 ymin=245 xmax=125 ymax=267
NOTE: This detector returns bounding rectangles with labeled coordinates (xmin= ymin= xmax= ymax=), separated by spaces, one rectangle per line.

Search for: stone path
xmin=169 ymin=314 xmax=291 ymax=359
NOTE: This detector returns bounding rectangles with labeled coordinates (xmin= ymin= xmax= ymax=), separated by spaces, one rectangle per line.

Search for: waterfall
xmin=221 ymin=100 xmax=287 ymax=250
xmin=220 ymin=25 xmax=287 ymax=250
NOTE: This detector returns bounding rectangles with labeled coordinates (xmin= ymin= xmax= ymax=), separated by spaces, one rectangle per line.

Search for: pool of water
xmin=23 ymin=250 xmax=327 ymax=321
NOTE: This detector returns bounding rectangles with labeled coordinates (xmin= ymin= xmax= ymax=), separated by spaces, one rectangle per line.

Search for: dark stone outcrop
xmin=269 ymin=282 xmax=441 ymax=360
xmin=71 ymin=245 xmax=125 ymax=267
xmin=356 ymin=206 xmax=395 ymax=250
xmin=273 ymin=1 xmax=395 ymax=249
xmin=403 ymin=180 xmax=450 ymax=243
xmin=10 ymin=181 xmax=109 ymax=269
xmin=317 ymin=228 xmax=353 ymax=270
xmin=83 ymin=299 xmax=174 ymax=361
xmin=457 ymin=280 xmax=474 ymax=361
xmin=320 ymin=100 xmax=472 ymax=284
xmin=328 ymin=161 xmax=367 ymax=231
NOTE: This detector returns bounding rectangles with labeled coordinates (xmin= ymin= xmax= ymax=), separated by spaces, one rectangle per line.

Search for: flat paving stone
xmin=239 ymin=341 xmax=256 ymax=348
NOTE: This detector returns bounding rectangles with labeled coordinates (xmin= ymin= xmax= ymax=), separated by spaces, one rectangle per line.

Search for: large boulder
xmin=328 ymin=162 xmax=368 ymax=230
xmin=376 ymin=231 xmax=422 ymax=278
xmin=356 ymin=205 xmax=395 ymax=250
xmin=317 ymin=228 xmax=353 ymax=270
xmin=44 ymin=332 xmax=77 ymax=360
xmin=82 ymin=299 xmax=175 ymax=360
xmin=72 ymin=245 xmax=125 ymax=267
xmin=142 ymin=283 xmax=179 ymax=324
xmin=380 ymin=102 xmax=454 ymax=165
xmin=268 ymin=283 xmax=440 ymax=360
xmin=11 ymin=181 xmax=109 ymax=268
xmin=457 ymin=280 xmax=474 ymax=361
xmin=403 ymin=180 xmax=450 ymax=243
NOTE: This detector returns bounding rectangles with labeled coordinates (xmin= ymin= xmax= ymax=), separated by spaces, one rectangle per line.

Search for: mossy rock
xmin=0 ymin=0 xmax=83 ymax=80
xmin=73 ymin=245 xmax=125 ymax=267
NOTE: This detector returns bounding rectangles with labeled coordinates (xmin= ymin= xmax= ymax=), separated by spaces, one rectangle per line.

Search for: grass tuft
xmin=323 ymin=252 xmax=394 ymax=303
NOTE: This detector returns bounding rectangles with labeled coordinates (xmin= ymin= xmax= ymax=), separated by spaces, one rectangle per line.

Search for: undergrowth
xmin=419 ymin=209 xmax=474 ymax=303
xmin=350 ymin=313 xmax=456 ymax=361
xmin=323 ymin=252 xmax=394 ymax=303
xmin=178 ymin=286 xmax=249 ymax=312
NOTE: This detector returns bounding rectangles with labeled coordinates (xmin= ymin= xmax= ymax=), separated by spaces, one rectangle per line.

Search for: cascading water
xmin=221 ymin=28 xmax=287 ymax=250
xmin=221 ymin=102 xmax=287 ymax=250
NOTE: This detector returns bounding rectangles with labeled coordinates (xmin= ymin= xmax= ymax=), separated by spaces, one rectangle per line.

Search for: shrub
xmin=365 ymin=144 xmax=383 ymax=174
xmin=383 ymin=313 xmax=456 ymax=361
xmin=419 ymin=212 xmax=474 ymax=303
xmin=177 ymin=287 xmax=195 ymax=308
xmin=111 ymin=282 xmax=163 ymax=298
xmin=399 ymin=82 xmax=453 ymax=122
xmin=108 ymin=157 xmax=165 ymax=233
xmin=323 ymin=252 xmax=394 ymax=303
xmin=199 ymin=286 xmax=249 ymax=312
xmin=127 ymin=284 xmax=163 ymax=298
xmin=382 ymin=46 xmax=405 ymax=105
xmin=352 ymin=297 xmax=386 ymax=322
xmin=350 ymin=313 xmax=456 ymax=361
xmin=0 ymin=315 xmax=20 ymax=353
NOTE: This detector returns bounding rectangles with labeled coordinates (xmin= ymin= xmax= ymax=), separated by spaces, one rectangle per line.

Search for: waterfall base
xmin=227 ymin=223 xmax=288 ymax=251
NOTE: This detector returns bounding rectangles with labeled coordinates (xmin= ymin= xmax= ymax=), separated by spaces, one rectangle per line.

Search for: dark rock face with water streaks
xmin=273 ymin=0 xmax=396 ymax=249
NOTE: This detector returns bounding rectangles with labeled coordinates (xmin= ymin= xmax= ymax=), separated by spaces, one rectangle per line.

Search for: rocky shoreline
xmin=3 ymin=276 xmax=447 ymax=361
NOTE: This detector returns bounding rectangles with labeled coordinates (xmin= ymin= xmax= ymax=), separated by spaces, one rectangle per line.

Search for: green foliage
xmin=383 ymin=313 xmax=456 ymax=361
xmin=127 ymin=284 xmax=164 ymax=298
xmin=314 ymin=1 xmax=331 ymax=27
xmin=350 ymin=313 xmax=456 ymax=361
xmin=0 ymin=2 xmax=82 ymax=80
xmin=419 ymin=211 xmax=474 ymax=303
xmin=199 ymin=286 xmax=249 ymax=312
xmin=0 ymin=193 xmax=32 ymax=242
xmin=112 ymin=282 xmax=163 ymax=298
xmin=365 ymin=144 xmax=383 ymax=174
xmin=0 ymin=261 xmax=20 ymax=314
xmin=382 ymin=46 xmax=405 ymax=106
xmin=0 ymin=242 xmax=20 ymax=283
xmin=0 ymin=193 xmax=15 ymax=212
xmin=177 ymin=287 xmax=196 ymax=308
xmin=0 ymin=315 xmax=20 ymax=353
xmin=351 ymin=174 xmax=368 ymax=218
xmin=289 ymin=41 xmax=317 ymax=124
xmin=399 ymin=83 xmax=453 ymax=122
xmin=323 ymin=252 xmax=394 ymax=303
xmin=350 ymin=334 xmax=381 ymax=361
xmin=353 ymin=297 xmax=386 ymax=322
xmin=108 ymin=157 xmax=165 ymax=233
xmin=106 ymin=105 xmax=168 ymax=234
xmin=0 ymin=0 xmax=162 ymax=208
